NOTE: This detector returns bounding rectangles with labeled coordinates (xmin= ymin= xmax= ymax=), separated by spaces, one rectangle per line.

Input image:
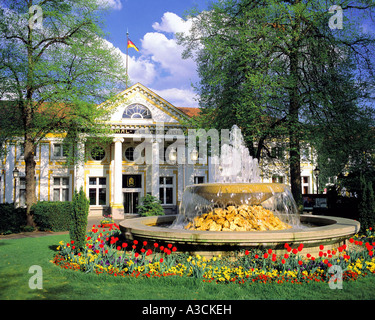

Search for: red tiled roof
xmin=176 ymin=107 xmax=201 ymax=118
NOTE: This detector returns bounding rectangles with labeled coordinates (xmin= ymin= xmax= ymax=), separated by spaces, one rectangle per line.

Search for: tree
xmin=137 ymin=194 xmax=165 ymax=217
xmin=70 ymin=187 xmax=90 ymax=250
xmin=359 ymin=174 xmax=375 ymax=232
xmin=0 ymin=0 xmax=127 ymax=225
xmin=178 ymin=0 xmax=375 ymax=207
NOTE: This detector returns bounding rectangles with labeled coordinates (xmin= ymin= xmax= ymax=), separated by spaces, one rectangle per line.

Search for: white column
xmin=75 ymin=138 xmax=86 ymax=192
xmin=112 ymin=137 xmax=124 ymax=219
xmin=151 ymin=139 xmax=160 ymax=198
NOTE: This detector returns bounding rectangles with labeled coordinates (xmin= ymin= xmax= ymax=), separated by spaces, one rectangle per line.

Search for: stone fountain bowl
xmin=119 ymin=214 xmax=360 ymax=257
xmin=186 ymin=182 xmax=287 ymax=206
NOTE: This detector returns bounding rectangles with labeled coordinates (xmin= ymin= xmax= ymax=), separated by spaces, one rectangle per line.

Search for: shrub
xmin=0 ymin=204 xmax=27 ymax=234
xmin=137 ymin=194 xmax=165 ymax=217
xmin=32 ymin=201 xmax=72 ymax=231
xmin=69 ymin=187 xmax=89 ymax=250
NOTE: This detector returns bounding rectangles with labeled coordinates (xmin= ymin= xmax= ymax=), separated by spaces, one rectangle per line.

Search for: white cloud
xmin=102 ymin=12 xmax=200 ymax=108
xmin=152 ymin=12 xmax=192 ymax=34
xmin=141 ymin=32 xmax=195 ymax=79
xmin=102 ymin=39 xmax=157 ymax=86
xmin=152 ymin=87 xmax=199 ymax=108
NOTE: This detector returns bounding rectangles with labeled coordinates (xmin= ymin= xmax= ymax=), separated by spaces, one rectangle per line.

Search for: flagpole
xmin=126 ymin=30 xmax=129 ymax=89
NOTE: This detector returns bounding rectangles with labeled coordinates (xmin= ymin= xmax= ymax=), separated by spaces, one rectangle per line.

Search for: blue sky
xmin=100 ymin=0 xmax=209 ymax=108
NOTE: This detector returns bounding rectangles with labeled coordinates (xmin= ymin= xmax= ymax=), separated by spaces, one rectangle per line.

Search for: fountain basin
xmin=187 ymin=183 xmax=287 ymax=206
xmin=119 ymin=215 xmax=360 ymax=257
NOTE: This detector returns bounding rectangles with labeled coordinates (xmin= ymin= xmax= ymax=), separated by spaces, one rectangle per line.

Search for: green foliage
xmin=178 ymin=0 xmax=375 ymax=205
xmin=0 ymin=0 xmax=127 ymax=220
xmin=0 ymin=204 xmax=27 ymax=234
xmin=359 ymin=174 xmax=375 ymax=232
xmin=32 ymin=202 xmax=72 ymax=232
xmin=137 ymin=194 xmax=165 ymax=217
xmin=70 ymin=188 xmax=90 ymax=250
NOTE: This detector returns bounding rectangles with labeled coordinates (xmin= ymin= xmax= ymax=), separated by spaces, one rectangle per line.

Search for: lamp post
xmin=313 ymin=166 xmax=320 ymax=194
xmin=13 ymin=167 xmax=19 ymax=207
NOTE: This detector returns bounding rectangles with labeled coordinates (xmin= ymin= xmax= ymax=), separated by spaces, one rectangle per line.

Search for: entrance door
xmin=124 ymin=192 xmax=139 ymax=214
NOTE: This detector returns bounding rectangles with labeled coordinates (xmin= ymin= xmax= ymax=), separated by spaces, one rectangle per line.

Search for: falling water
xmin=171 ymin=125 xmax=301 ymax=230
xmin=210 ymin=125 xmax=261 ymax=184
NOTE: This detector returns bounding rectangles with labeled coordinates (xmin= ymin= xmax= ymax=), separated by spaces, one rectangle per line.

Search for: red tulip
xmin=268 ymin=249 xmax=273 ymax=254
xmin=154 ymin=243 xmax=159 ymax=248
xmin=245 ymin=250 xmax=249 ymax=255
xmin=143 ymin=241 xmax=148 ymax=246
xmin=319 ymin=245 xmax=324 ymax=250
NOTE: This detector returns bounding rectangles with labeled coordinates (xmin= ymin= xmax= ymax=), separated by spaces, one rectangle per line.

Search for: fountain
xmin=171 ymin=125 xmax=300 ymax=231
xmin=120 ymin=126 xmax=360 ymax=257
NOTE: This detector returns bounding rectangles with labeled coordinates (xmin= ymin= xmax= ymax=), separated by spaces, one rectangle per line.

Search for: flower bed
xmin=52 ymin=224 xmax=375 ymax=285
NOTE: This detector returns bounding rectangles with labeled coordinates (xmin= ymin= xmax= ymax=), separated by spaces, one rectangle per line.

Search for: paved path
xmin=0 ymin=216 xmax=123 ymax=240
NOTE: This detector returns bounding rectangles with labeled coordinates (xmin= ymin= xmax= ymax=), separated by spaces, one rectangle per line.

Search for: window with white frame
xmin=159 ymin=176 xmax=174 ymax=205
xmin=88 ymin=177 xmax=107 ymax=206
xmin=53 ymin=177 xmax=70 ymax=201
xmin=272 ymin=175 xmax=284 ymax=184
xmin=19 ymin=176 xmax=37 ymax=207
xmin=194 ymin=176 xmax=205 ymax=184
xmin=17 ymin=143 xmax=39 ymax=160
xmin=53 ymin=143 xmax=68 ymax=158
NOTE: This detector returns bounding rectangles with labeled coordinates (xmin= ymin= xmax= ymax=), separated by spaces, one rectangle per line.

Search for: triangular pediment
xmin=103 ymin=83 xmax=189 ymax=124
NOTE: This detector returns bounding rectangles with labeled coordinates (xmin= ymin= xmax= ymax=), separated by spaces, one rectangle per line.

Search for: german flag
xmin=127 ymin=39 xmax=139 ymax=52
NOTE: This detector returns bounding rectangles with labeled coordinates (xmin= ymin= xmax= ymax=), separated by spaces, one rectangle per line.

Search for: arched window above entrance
xmin=122 ymin=104 xmax=152 ymax=119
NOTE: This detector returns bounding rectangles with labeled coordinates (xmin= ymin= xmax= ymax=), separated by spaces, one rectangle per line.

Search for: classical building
xmin=0 ymin=83 xmax=319 ymax=218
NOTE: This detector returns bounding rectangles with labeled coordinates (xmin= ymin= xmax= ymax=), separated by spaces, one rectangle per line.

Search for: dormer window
xmin=122 ymin=104 xmax=152 ymax=119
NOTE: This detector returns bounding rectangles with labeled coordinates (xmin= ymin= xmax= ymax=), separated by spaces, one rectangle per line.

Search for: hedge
xmin=0 ymin=204 xmax=27 ymax=234
xmin=32 ymin=201 xmax=72 ymax=232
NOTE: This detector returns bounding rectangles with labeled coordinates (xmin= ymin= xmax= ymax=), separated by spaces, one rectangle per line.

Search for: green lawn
xmin=1 ymin=234 xmax=375 ymax=300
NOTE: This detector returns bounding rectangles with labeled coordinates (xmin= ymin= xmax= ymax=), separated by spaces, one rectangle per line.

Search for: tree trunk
xmin=289 ymin=49 xmax=302 ymax=209
xmin=24 ymin=135 xmax=37 ymax=227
